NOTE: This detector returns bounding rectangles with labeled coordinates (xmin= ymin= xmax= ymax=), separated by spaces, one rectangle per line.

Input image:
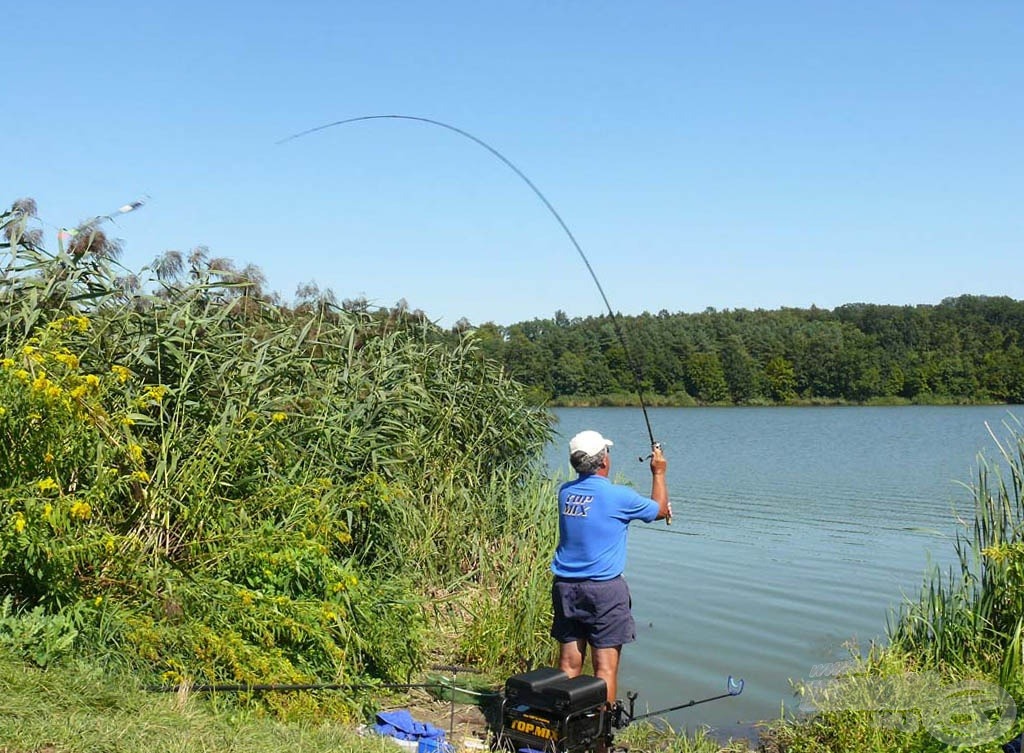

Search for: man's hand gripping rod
xmin=640 ymin=441 xmax=671 ymax=526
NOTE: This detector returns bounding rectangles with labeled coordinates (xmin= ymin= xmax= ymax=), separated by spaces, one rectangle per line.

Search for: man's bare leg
xmin=559 ymin=639 xmax=587 ymax=677
xmin=592 ymin=646 xmax=622 ymax=703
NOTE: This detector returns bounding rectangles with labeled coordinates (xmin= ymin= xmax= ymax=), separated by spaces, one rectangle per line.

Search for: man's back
xmin=552 ymin=474 xmax=659 ymax=580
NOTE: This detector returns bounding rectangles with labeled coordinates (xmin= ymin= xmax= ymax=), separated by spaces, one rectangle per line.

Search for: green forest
xmin=462 ymin=297 xmax=1024 ymax=406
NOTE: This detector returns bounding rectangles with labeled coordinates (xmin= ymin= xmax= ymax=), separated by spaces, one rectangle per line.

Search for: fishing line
xmin=277 ymin=115 xmax=658 ymax=449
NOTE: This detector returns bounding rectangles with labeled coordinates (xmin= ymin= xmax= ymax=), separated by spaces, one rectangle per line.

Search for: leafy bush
xmin=0 ymin=596 xmax=78 ymax=667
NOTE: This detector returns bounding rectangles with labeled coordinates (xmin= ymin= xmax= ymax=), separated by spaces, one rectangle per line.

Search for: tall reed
xmin=0 ymin=204 xmax=554 ymax=709
xmin=890 ymin=415 xmax=1024 ymax=689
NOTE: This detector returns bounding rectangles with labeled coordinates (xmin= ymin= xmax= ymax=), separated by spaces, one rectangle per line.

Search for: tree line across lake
xmin=455 ymin=295 xmax=1024 ymax=406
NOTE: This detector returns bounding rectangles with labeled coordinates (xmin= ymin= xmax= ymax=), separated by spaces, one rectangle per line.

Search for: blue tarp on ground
xmin=373 ymin=709 xmax=447 ymax=743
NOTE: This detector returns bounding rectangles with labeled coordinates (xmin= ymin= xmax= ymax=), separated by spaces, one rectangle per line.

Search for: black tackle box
xmin=499 ymin=669 xmax=609 ymax=753
xmin=503 ymin=668 xmax=607 ymax=713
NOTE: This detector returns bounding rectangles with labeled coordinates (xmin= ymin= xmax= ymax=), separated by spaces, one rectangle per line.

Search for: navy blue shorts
xmin=550 ymin=575 xmax=636 ymax=648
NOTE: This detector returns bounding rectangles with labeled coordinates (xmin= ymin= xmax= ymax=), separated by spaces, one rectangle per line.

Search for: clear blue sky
xmin=8 ymin=1 xmax=1023 ymax=326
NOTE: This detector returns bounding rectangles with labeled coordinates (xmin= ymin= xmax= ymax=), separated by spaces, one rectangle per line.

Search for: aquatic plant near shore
xmin=889 ymin=416 xmax=1024 ymax=690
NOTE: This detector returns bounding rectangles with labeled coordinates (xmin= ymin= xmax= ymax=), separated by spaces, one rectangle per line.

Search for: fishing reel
xmin=638 ymin=441 xmax=662 ymax=463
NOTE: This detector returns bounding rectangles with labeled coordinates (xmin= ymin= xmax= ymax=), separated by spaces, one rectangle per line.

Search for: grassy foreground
xmin=0 ymin=648 xmax=750 ymax=753
xmin=0 ymin=649 xmax=391 ymax=753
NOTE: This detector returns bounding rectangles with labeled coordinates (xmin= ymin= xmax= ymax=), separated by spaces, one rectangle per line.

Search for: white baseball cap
xmin=568 ymin=430 xmax=614 ymax=457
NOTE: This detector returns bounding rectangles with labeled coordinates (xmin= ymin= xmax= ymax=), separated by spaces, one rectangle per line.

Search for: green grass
xmin=0 ymin=648 xmax=768 ymax=753
xmin=616 ymin=721 xmax=753 ymax=752
xmin=0 ymin=650 xmax=398 ymax=753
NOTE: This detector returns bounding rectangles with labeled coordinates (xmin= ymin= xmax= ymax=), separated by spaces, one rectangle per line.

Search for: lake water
xmin=543 ymin=405 xmax=1024 ymax=738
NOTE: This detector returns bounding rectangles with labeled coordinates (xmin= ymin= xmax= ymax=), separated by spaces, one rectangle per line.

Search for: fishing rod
xmin=149 ymin=664 xmax=484 ymax=695
xmin=620 ymin=676 xmax=745 ymax=725
xmin=277 ymin=115 xmax=660 ymax=456
xmin=150 ymin=664 xmax=495 ymax=741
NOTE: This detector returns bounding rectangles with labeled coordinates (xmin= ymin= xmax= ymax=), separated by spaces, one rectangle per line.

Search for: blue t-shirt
xmin=551 ymin=474 xmax=660 ymax=580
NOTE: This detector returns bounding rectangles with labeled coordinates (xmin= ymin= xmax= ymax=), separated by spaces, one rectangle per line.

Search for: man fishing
xmin=551 ymin=430 xmax=671 ymax=704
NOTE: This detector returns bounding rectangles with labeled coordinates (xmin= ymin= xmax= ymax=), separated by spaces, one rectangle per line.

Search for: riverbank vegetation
xmin=467 ymin=299 xmax=1024 ymax=406
xmin=0 ymin=200 xmax=557 ymax=728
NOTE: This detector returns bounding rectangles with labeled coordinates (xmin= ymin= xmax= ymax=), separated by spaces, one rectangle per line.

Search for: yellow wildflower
xmin=0 ymin=406 xmax=6 ymax=417
xmin=128 ymin=444 xmax=144 ymax=464
xmin=74 ymin=316 xmax=90 ymax=332
xmin=131 ymin=470 xmax=151 ymax=483
xmin=120 ymin=415 xmax=135 ymax=427
xmin=111 ymin=365 xmax=131 ymax=383
xmin=43 ymin=503 xmax=53 ymax=517
xmin=44 ymin=451 xmax=54 ymax=463
xmin=347 ymin=575 xmax=358 ymax=588
xmin=54 ymin=353 xmax=80 ymax=370
xmin=32 ymin=374 xmax=50 ymax=392
xmin=145 ymin=385 xmax=168 ymax=402
xmin=1 ymin=358 xmax=14 ymax=369
xmin=45 ymin=385 xmax=62 ymax=401
xmin=70 ymin=385 xmax=88 ymax=400
xmin=22 ymin=345 xmax=36 ymax=356
xmin=85 ymin=374 xmax=101 ymax=389
xmin=94 ymin=596 xmax=103 ymax=606
xmin=12 ymin=512 xmax=26 ymax=534
xmin=104 ymin=537 xmax=116 ymax=554
xmin=69 ymin=501 xmax=92 ymax=521
xmin=271 ymin=412 xmax=288 ymax=423
xmin=981 ymin=544 xmax=1020 ymax=562
xmin=36 ymin=477 xmax=58 ymax=494
xmin=15 ymin=369 xmax=30 ymax=382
